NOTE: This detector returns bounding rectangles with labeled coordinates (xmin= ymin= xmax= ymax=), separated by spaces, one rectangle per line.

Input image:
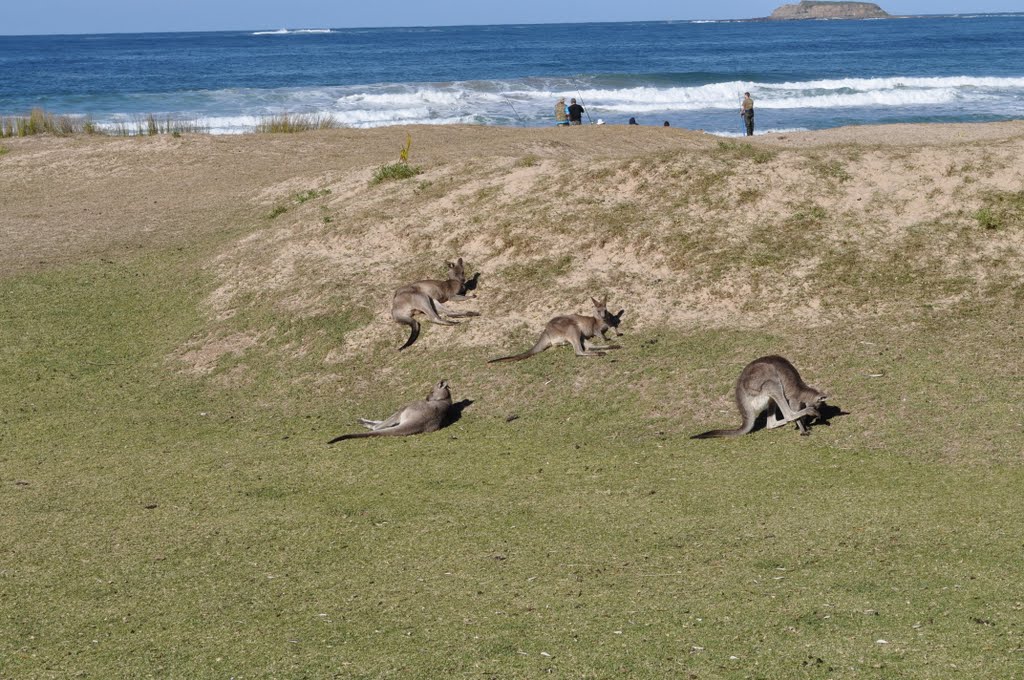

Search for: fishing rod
xmin=570 ymin=76 xmax=594 ymax=124
xmin=502 ymin=95 xmax=524 ymax=124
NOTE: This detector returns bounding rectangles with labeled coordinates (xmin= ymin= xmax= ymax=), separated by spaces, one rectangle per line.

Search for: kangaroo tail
xmin=691 ymin=427 xmax=748 ymax=439
xmin=487 ymin=351 xmax=534 ymax=364
xmin=487 ymin=338 xmax=548 ymax=364
xmin=395 ymin=316 xmax=421 ymax=351
xmin=328 ymin=423 xmax=419 ymax=443
xmin=691 ymin=414 xmax=757 ymax=440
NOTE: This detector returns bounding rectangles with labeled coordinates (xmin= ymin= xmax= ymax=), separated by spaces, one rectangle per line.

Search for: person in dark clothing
xmin=740 ymin=91 xmax=754 ymax=136
xmin=628 ymin=117 xmax=638 ymax=125
xmin=567 ymin=98 xmax=584 ymax=125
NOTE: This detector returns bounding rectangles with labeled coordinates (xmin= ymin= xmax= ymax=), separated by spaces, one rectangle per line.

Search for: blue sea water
xmin=2 ymin=15 xmax=1023 ymax=135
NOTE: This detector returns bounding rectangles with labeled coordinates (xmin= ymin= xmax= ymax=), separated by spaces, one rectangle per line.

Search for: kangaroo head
xmin=592 ymin=296 xmax=625 ymax=336
xmin=800 ymin=389 xmax=827 ymax=416
xmin=446 ymin=258 xmax=466 ymax=283
xmin=428 ymin=379 xmax=452 ymax=402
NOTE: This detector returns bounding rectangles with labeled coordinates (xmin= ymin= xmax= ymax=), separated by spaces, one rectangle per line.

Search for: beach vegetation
xmin=975 ymin=190 xmax=1024 ymax=231
xmin=976 ymin=207 xmax=999 ymax=230
xmin=737 ymin=186 xmax=763 ymax=204
xmin=412 ymin=178 xmax=453 ymax=199
xmin=514 ymin=153 xmax=540 ymax=168
xmin=399 ymin=132 xmax=412 ymax=163
xmin=0 ymin=145 xmax=8 ymax=157
xmin=292 ymin=188 xmax=332 ymax=204
xmin=370 ymin=134 xmax=425 ymax=185
xmin=807 ymin=154 xmax=853 ymax=183
xmin=716 ymin=139 xmax=776 ymax=164
xmin=264 ymin=188 xmax=332 ymax=219
xmin=370 ymin=162 xmax=423 ymax=184
xmin=787 ymin=201 xmax=829 ymax=227
xmin=0 ymin=108 xmax=92 ymax=137
xmin=0 ymin=109 xmax=204 ymax=137
xmin=255 ymin=112 xmax=338 ymax=133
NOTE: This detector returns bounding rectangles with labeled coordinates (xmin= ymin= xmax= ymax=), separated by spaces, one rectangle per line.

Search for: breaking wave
xmin=53 ymin=74 xmax=1024 ymax=134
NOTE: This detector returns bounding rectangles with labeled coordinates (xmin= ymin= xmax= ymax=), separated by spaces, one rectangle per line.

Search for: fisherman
xmin=567 ymin=98 xmax=585 ymax=125
xmin=740 ymin=91 xmax=754 ymax=136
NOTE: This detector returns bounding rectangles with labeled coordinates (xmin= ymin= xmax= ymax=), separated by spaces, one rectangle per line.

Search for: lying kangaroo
xmin=328 ymin=380 xmax=453 ymax=443
xmin=392 ymin=258 xmax=480 ymax=351
xmin=488 ymin=296 xmax=624 ymax=363
xmin=692 ymin=355 xmax=827 ymax=439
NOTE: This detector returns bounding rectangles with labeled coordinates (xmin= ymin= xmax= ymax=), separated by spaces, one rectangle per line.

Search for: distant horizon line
xmin=2 ymin=11 xmax=1023 ymax=38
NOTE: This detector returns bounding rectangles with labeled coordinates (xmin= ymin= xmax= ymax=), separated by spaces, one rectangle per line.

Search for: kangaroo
xmin=328 ymin=380 xmax=453 ymax=443
xmin=692 ymin=355 xmax=827 ymax=439
xmin=488 ymin=296 xmax=624 ymax=363
xmin=392 ymin=258 xmax=480 ymax=351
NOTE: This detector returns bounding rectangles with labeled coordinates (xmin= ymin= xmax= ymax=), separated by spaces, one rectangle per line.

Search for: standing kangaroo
xmin=488 ymin=296 xmax=624 ymax=363
xmin=392 ymin=258 xmax=479 ymax=351
xmin=692 ymin=355 xmax=827 ymax=439
xmin=328 ymin=380 xmax=454 ymax=443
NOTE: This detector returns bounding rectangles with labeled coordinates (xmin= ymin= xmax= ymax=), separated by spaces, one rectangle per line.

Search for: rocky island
xmin=769 ymin=1 xmax=890 ymax=20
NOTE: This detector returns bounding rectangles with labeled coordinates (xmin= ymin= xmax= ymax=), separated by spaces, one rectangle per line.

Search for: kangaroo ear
xmin=616 ymin=309 xmax=625 ymax=317
xmin=602 ymin=294 xmax=608 ymax=305
xmin=457 ymin=257 xmax=463 ymax=265
xmin=591 ymin=297 xmax=599 ymax=307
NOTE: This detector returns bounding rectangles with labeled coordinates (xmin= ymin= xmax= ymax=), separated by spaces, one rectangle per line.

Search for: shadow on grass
xmin=444 ymin=399 xmax=475 ymax=427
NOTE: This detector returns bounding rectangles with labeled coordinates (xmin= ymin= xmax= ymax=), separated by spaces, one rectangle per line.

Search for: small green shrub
xmin=371 ymin=162 xmax=423 ymax=185
xmin=975 ymin=191 xmax=1024 ymax=231
xmin=267 ymin=205 xmax=288 ymax=219
xmin=788 ymin=202 xmax=828 ymax=228
xmin=515 ymin=154 xmax=540 ymax=168
xmin=0 ymin=145 xmax=8 ymax=157
xmin=293 ymin=188 xmax=332 ymax=204
xmin=976 ymin=208 xmax=999 ymax=230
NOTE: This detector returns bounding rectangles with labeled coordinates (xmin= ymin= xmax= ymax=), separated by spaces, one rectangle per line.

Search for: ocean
xmin=2 ymin=14 xmax=1023 ymax=135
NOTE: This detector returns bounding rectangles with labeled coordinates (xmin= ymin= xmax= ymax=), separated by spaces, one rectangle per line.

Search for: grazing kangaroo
xmin=692 ymin=355 xmax=827 ymax=439
xmin=392 ymin=258 xmax=480 ymax=351
xmin=328 ymin=380 xmax=453 ymax=443
xmin=488 ymin=296 xmax=624 ymax=363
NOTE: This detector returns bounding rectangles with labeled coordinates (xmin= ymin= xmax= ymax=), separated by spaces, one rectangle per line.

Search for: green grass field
xmin=2 ymin=127 xmax=1024 ymax=678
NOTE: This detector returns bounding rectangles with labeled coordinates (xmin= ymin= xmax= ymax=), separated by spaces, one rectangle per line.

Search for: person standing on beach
xmin=567 ymin=98 xmax=585 ymax=125
xmin=555 ymin=97 xmax=569 ymax=126
xmin=741 ymin=92 xmax=755 ymax=136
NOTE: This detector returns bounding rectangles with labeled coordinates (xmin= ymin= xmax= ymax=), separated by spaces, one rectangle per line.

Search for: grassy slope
xmin=2 ymin=127 xmax=1024 ymax=679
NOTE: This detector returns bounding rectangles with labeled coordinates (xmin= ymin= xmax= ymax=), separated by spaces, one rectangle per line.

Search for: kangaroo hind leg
xmin=765 ymin=383 xmax=818 ymax=431
xmin=434 ymin=301 xmax=480 ymax=318
xmin=571 ymin=332 xmax=605 ymax=357
xmin=418 ymin=296 xmax=459 ymax=326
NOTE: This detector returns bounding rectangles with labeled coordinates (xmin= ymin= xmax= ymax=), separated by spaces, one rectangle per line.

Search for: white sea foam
xmin=252 ymin=28 xmax=332 ymax=35
xmin=79 ymin=74 xmax=1024 ymax=134
xmin=560 ymin=76 xmax=1024 ymax=112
